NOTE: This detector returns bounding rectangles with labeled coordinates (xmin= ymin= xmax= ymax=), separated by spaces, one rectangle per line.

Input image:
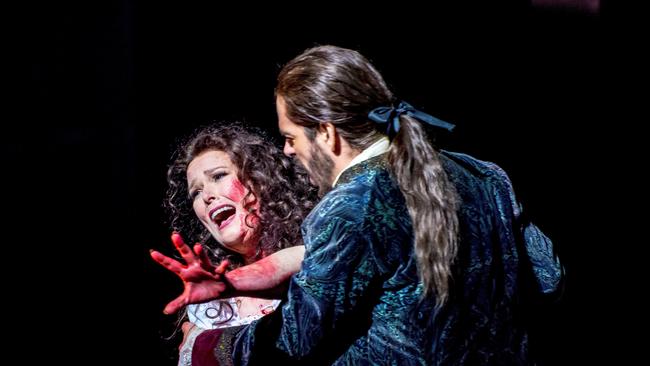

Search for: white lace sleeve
xmin=177 ymin=324 xmax=205 ymax=366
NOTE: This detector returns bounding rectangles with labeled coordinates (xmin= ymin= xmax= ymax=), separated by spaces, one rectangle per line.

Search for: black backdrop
xmin=11 ymin=1 xmax=634 ymax=365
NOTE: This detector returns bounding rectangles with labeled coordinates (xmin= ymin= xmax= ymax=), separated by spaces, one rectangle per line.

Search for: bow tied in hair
xmin=368 ymin=101 xmax=455 ymax=139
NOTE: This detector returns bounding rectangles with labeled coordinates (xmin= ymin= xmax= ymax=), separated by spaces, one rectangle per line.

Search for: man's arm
xmin=234 ymin=216 xmax=381 ymax=365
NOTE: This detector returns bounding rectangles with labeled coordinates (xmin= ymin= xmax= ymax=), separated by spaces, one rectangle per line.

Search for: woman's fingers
xmin=193 ymin=243 xmax=215 ymax=272
xmin=171 ymin=232 xmax=197 ymax=264
xmin=163 ymin=293 xmax=188 ymax=315
xmin=150 ymin=250 xmax=184 ymax=275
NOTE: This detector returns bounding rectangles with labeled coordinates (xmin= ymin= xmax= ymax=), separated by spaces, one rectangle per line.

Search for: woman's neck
xmin=243 ymin=250 xmax=263 ymax=265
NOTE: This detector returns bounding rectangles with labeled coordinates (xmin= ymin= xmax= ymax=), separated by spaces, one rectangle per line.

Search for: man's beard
xmin=306 ymin=143 xmax=335 ymax=197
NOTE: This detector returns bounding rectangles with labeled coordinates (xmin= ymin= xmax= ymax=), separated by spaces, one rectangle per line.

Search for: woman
xmin=151 ymin=122 xmax=316 ymax=365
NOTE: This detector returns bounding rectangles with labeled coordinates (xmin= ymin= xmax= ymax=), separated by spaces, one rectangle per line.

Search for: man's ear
xmin=317 ymin=122 xmax=338 ymax=153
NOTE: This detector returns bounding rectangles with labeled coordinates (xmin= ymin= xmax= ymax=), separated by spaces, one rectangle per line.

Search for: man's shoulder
xmin=336 ymin=154 xmax=391 ymax=187
xmin=308 ymin=180 xmax=377 ymax=226
xmin=441 ymin=150 xmax=512 ymax=184
xmin=307 ymin=157 xmax=401 ymax=227
xmin=441 ymin=150 xmax=517 ymax=197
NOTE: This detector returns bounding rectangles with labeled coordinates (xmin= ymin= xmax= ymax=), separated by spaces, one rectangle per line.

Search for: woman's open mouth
xmin=210 ymin=205 xmax=236 ymax=230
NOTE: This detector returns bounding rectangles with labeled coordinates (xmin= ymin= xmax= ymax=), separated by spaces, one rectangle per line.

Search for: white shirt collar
xmin=332 ymin=137 xmax=390 ymax=187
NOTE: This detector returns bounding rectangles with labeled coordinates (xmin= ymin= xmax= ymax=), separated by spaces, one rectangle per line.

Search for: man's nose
xmin=283 ymin=141 xmax=295 ymax=157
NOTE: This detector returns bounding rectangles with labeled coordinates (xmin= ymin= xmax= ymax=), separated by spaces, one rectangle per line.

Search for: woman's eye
xmin=212 ymin=172 xmax=227 ymax=181
xmin=190 ymin=189 xmax=201 ymax=200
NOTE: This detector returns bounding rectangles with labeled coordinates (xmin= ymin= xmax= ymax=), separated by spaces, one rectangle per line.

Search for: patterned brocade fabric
xmin=232 ymin=151 xmax=562 ymax=366
xmin=187 ymin=298 xmax=281 ymax=330
xmin=180 ymin=298 xmax=280 ymax=366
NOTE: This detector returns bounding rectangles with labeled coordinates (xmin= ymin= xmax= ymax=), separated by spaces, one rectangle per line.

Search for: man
xmin=154 ymin=45 xmax=563 ymax=365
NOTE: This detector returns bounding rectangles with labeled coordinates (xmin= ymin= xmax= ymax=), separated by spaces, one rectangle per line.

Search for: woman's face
xmin=186 ymin=150 xmax=259 ymax=260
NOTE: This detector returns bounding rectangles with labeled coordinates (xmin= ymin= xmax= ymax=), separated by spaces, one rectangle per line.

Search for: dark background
xmin=9 ymin=1 xmax=636 ymax=364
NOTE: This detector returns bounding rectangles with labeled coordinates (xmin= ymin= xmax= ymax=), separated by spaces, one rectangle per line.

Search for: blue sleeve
xmin=489 ymin=161 xmax=564 ymax=295
xmin=233 ymin=216 xmax=379 ymax=364
xmin=277 ymin=215 xmax=377 ymax=358
xmin=521 ymin=218 xmax=563 ymax=294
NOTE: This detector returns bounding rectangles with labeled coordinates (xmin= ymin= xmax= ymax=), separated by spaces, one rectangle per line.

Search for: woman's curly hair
xmin=165 ymin=122 xmax=317 ymax=266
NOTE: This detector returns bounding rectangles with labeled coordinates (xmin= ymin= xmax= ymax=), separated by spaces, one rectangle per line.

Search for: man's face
xmin=277 ymin=96 xmax=313 ymax=175
xmin=277 ymin=96 xmax=334 ymax=196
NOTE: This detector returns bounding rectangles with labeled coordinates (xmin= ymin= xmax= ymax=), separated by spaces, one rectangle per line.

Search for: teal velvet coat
xmin=228 ymin=151 xmax=562 ymax=365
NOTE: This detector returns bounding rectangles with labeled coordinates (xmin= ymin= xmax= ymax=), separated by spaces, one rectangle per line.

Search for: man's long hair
xmin=276 ymin=45 xmax=459 ymax=304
